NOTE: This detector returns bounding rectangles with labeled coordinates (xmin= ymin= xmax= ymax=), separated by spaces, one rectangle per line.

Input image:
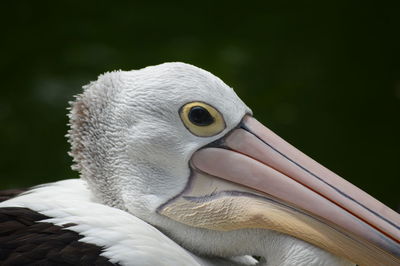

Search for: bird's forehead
xmin=120 ymin=62 xmax=250 ymax=119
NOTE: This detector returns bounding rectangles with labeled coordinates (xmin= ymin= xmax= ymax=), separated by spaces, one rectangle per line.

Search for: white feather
xmin=0 ymin=179 xmax=257 ymax=266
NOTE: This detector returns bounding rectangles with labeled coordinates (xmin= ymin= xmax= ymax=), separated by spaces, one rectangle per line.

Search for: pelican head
xmin=68 ymin=62 xmax=399 ymax=265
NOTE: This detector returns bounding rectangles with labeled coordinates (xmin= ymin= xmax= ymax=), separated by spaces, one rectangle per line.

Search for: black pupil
xmin=188 ymin=106 xmax=214 ymax=126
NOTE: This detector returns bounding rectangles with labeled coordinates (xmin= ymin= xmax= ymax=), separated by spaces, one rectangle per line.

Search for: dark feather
xmin=0 ymin=207 xmax=118 ymax=265
xmin=0 ymin=189 xmax=28 ymax=203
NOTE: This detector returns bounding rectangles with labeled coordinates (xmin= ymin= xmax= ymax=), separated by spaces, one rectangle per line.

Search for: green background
xmin=1 ymin=2 xmax=399 ymax=211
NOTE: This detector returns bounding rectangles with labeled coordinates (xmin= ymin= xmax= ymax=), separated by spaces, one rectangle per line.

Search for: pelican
xmin=0 ymin=62 xmax=399 ymax=266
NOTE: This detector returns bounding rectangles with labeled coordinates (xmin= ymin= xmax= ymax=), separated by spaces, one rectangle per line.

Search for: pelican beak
xmin=159 ymin=115 xmax=400 ymax=265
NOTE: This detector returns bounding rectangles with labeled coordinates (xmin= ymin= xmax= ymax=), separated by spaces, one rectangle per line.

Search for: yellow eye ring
xmin=179 ymin=102 xmax=225 ymax=137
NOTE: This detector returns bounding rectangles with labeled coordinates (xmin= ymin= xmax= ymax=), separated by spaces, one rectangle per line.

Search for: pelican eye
xmin=180 ymin=102 xmax=225 ymax=137
xmin=188 ymin=106 xmax=214 ymax=126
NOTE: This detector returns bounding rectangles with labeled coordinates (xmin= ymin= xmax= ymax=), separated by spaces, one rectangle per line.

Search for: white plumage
xmin=1 ymin=180 xmax=241 ymax=266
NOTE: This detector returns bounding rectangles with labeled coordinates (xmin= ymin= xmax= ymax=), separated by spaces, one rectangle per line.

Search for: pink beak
xmin=191 ymin=115 xmax=400 ymax=263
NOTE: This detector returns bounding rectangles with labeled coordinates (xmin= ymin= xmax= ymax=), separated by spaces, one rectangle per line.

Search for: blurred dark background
xmin=0 ymin=2 xmax=399 ymax=210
